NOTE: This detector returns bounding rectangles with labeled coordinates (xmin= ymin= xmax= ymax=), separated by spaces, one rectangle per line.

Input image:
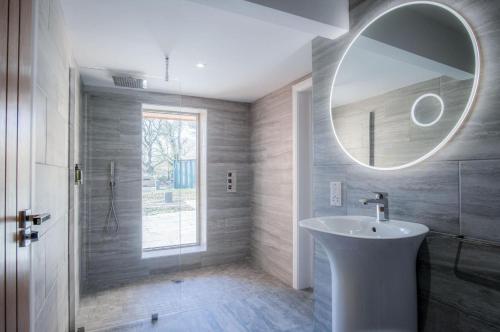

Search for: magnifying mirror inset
xmin=330 ymin=2 xmax=479 ymax=170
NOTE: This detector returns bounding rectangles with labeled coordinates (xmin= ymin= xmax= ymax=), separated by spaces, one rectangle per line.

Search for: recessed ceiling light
xmin=196 ymin=63 xmax=206 ymax=69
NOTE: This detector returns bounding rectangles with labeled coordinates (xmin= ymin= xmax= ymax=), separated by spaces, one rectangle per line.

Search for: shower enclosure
xmin=75 ymin=80 xmax=211 ymax=330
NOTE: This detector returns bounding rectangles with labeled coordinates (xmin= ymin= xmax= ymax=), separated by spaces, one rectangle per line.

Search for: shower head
xmin=112 ymin=75 xmax=147 ymax=89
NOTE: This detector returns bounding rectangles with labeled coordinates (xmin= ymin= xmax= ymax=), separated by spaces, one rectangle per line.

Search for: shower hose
xmin=105 ymin=180 xmax=119 ymax=233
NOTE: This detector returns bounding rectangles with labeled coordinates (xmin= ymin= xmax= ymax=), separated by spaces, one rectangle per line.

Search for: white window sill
xmin=141 ymin=244 xmax=207 ymax=259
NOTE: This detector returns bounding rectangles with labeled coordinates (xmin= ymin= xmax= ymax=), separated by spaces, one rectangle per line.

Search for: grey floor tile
xmin=77 ymin=263 xmax=313 ymax=332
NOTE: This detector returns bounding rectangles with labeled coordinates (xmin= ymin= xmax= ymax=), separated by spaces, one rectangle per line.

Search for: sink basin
xmin=300 ymin=216 xmax=429 ymax=332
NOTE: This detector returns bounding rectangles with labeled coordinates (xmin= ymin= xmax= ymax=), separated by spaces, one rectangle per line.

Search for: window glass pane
xmin=142 ymin=111 xmax=198 ymax=250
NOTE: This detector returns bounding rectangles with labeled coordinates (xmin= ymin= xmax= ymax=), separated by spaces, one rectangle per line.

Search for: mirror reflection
xmin=331 ymin=3 xmax=478 ymax=169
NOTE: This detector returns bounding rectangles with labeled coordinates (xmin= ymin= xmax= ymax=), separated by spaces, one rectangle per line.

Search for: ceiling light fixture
xmin=196 ymin=62 xmax=206 ymax=69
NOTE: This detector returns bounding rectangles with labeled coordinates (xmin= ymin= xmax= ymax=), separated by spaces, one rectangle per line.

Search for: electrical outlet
xmin=227 ymin=171 xmax=237 ymax=192
xmin=330 ymin=182 xmax=342 ymax=206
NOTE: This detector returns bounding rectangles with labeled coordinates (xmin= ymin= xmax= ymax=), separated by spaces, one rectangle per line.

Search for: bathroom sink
xmin=300 ymin=216 xmax=429 ymax=332
xmin=300 ymin=215 xmax=429 ymax=241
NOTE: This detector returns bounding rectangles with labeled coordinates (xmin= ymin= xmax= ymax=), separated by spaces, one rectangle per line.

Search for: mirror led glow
xmin=329 ymin=1 xmax=480 ymax=170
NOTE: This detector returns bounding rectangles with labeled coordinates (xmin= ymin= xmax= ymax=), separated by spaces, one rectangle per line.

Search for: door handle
xmin=32 ymin=213 xmax=50 ymax=225
xmin=18 ymin=209 xmax=49 ymax=247
xmin=20 ymin=227 xmax=39 ymax=247
xmin=20 ymin=209 xmax=51 ymax=226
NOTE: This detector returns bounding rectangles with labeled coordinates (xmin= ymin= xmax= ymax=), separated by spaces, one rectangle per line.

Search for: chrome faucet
xmin=359 ymin=192 xmax=389 ymax=221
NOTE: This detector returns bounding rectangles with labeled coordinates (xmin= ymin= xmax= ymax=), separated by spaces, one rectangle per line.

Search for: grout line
xmin=429 ymin=230 xmax=500 ymax=248
xmin=311 ymin=158 xmax=500 ymax=168
xmin=458 ymin=161 xmax=462 ymax=236
xmin=44 ymin=95 xmax=48 ymax=164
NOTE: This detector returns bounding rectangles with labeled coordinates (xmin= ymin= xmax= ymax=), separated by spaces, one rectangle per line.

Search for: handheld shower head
xmin=110 ymin=161 xmax=115 ymax=185
xmin=106 ymin=160 xmax=119 ymax=233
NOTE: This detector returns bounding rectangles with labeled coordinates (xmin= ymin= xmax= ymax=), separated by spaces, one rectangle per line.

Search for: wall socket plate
xmin=330 ymin=182 xmax=342 ymax=206
xmin=227 ymin=171 xmax=237 ymax=192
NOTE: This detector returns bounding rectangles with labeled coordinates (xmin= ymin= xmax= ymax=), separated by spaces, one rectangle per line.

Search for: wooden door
xmin=2 ymin=0 xmax=33 ymax=331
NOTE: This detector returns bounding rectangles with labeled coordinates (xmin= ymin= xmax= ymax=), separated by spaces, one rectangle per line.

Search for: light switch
xmin=227 ymin=171 xmax=237 ymax=192
xmin=330 ymin=182 xmax=342 ymax=206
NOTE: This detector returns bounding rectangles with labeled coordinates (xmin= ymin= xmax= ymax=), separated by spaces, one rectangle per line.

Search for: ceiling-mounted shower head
xmin=112 ymin=75 xmax=147 ymax=89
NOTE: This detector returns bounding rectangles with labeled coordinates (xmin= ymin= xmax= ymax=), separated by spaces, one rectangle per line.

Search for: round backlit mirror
xmin=330 ymin=2 xmax=479 ymax=170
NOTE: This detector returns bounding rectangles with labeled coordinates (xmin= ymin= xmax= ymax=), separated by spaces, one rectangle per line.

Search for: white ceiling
xmin=61 ymin=0 xmax=317 ymax=102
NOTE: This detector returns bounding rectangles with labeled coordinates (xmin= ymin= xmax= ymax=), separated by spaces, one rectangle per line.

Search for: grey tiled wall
xmin=249 ymin=77 xmax=309 ymax=287
xmin=312 ymin=1 xmax=500 ymax=331
xmin=80 ymin=86 xmax=251 ymax=292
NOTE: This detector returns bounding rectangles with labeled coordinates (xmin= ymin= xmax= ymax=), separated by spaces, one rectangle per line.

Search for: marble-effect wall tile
xmin=249 ymin=76 xmax=309 ymax=286
xmin=312 ymin=1 xmax=500 ymax=330
xmin=80 ymin=87 xmax=252 ymax=292
xmin=461 ymin=160 xmax=500 ymax=243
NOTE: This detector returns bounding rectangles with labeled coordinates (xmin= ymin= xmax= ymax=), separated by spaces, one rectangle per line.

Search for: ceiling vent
xmin=112 ymin=75 xmax=147 ymax=89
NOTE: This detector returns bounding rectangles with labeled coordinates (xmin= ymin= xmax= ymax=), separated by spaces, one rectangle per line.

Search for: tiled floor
xmin=77 ymin=262 xmax=314 ymax=332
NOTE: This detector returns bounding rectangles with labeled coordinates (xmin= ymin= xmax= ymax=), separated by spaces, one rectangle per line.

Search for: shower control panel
xmin=227 ymin=171 xmax=237 ymax=193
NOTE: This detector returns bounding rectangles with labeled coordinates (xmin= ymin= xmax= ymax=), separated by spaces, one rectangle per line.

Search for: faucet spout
xmin=359 ymin=192 xmax=389 ymax=221
xmin=359 ymin=198 xmax=380 ymax=205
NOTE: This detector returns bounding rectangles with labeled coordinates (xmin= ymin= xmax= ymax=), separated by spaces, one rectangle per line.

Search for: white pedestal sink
xmin=300 ymin=216 xmax=429 ymax=332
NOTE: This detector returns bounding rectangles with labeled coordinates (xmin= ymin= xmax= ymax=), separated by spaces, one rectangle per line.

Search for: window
xmin=142 ymin=111 xmax=200 ymax=251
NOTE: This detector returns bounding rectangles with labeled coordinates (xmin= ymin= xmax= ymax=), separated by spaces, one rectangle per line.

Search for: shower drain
xmin=172 ymin=279 xmax=184 ymax=284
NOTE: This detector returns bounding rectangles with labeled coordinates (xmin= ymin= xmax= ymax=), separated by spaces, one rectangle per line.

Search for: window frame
xmin=141 ymin=107 xmax=205 ymax=254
